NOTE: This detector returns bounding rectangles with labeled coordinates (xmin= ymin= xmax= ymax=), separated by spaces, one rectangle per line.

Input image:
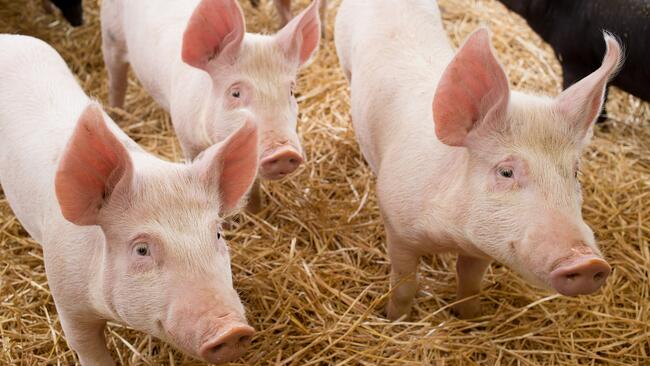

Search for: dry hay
xmin=0 ymin=0 xmax=649 ymax=365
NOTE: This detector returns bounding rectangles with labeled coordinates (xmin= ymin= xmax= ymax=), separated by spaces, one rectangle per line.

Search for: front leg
xmin=385 ymin=230 xmax=420 ymax=320
xmin=59 ymin=313 xmax=115 ymax=366
xmin=452 ymin=255 xmax=491 ymax=319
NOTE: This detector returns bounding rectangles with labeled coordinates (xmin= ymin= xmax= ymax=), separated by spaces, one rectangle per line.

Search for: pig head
xmin=55 ymin=104 xmax=259 ymax=364
xmin=179 ymin=0 xmax=321 ymax=180
xmin=432 ymin=29 xmax=621 ymax=295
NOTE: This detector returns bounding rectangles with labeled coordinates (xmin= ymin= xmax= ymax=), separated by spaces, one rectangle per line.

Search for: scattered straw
xmin=1 ymin=0 xmax=649 ymax=364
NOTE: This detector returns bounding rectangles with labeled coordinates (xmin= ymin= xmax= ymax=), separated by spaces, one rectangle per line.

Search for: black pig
xmin=44 ymin=0 xmax=83 ymax=27
xmin=497 ymin=0 xmax=650 ymax=120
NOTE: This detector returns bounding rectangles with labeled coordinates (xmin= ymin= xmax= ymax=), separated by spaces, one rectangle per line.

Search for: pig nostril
xmin=593 ymin=271 xmax=605 ymax=281
xmin=238 ymin=335 xmax=252 ymax=345
xmin=289 ymin=158 xmax=297 ymax=164
xmin=210 ymin=343 xmax=225 ymax=354
xmin=565 ymin=273 xmax=580 ymax=281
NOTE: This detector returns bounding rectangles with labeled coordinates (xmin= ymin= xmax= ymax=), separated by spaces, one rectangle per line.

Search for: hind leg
xmin=102 ymin=33 xmax=129 ymax=108
xmin=101 ymin=2 xmax=129 ymax=108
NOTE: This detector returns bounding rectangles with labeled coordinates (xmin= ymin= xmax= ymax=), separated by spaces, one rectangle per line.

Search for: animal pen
xmin=0 ymin=0 xmax=648 ymax=365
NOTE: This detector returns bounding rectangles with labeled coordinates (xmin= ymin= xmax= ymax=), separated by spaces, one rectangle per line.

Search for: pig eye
xmin=290 ymin=83 xmax=296 ymax=97
xmin=217 ymin=231 xmax=222 ymax=240
xmin=231 ymin=90 xmax=241 ymax=98
xmin=134 ymin=243 xmax=150 ymax=257
xmin=498 ymin=167 xmax=514 ymax=178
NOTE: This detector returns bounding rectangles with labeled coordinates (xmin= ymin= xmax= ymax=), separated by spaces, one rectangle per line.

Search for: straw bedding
xmin=0 ymin=0 xmax=648 ymax=365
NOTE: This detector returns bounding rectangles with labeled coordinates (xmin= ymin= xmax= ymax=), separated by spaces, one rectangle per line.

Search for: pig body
xmin=497 ymin=0 xmax=650 ymax=118
xmin=335 ymin=0 xmax=618 ymax=320
xmin=101 ymin=0 xmax=321 ymax=211
xmin=0 ymin=35 xmax=260 ymax=365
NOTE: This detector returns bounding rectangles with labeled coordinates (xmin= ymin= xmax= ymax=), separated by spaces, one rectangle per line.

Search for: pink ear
xmin=432 ymin=28 xmax=510 ymax=147
xmin=275 ymin=0 xmax=321 ymax=65
xmin=556 ymin=34 xmax=622 ymax=135
xmin=181 ymin=0 xmax=245 ymax=70
xmin=195 ymin=119 xmax=258 ymax=214
xmin=55 ymin=103 xmax=133 ymax=226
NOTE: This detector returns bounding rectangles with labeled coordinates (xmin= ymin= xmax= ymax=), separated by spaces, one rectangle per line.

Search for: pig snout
xmin=550 ymin=255 xmax=611 ymax=296
xmin=162 ymin=286 xmax=253 ymax=364
xmin=200 ymin=322 xmax=255 ymax=364
xmin=259 ymin=145 xmax=303 ymax=180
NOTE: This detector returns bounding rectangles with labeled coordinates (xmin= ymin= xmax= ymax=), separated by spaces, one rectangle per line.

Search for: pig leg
xmin=59 ymin=315 xmax=115 ymax=366
xmin=452 ymin=255 xmax=491 ymax=319
xmin=245 ymin=179 xmax=263 ymax=214
xmin=319 ymin=0 xmax=327 ymax=37
xmin=102 ymin=37 xmax=129 ymax=108
xmin=273 ymin=0 xmax=292 ymax=27
xmin=101 ymin=2 xmax=129 ymax=109
xmin=385 ymin=230 xmax=420 ymax=320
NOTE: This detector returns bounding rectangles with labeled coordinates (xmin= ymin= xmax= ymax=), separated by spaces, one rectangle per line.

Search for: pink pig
xmin=0 ymin=35 xmax=259 ymax=365
xmin=335 ymin=0 xmax=620 ymax=320
xmin=101 ymin=0 xmax=321 ymax=212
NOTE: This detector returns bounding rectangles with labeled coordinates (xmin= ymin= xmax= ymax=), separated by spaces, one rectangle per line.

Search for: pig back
xmin=341 ymin=0 xmax=454 ymax=172
xmin=120 ymin=0 xmax=204 ymax=110
xmin=0 ymin=35 xmax=102 ymax=243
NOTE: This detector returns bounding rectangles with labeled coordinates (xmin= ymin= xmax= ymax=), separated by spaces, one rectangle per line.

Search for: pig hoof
xmin=385 ymin=302 xmax=411 ymax=321
xmin=245 ymin=197 xmax=262 ymax=214
xmin=451 ymin=301 xmax=481 ymax=319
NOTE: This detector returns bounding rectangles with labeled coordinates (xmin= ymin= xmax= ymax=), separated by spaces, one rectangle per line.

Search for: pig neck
xmin=378 ymin=137 xmax=485 ymax=258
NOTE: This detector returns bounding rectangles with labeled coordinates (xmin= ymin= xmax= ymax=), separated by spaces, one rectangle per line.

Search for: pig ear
xmin=555 ymin=34 xmax=622 ymax=136
xmin=55 ymin=103 xmax=133 ymax=226
xmin=275 ymin=0 xmax=321 ymax=66
xmin=195 ymin=119 xmax=258 ymax=215
xmin=432 ymin=28 xmax=510 ymax=147
xmin=181 ymin=0 xmax=246 ymax=70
